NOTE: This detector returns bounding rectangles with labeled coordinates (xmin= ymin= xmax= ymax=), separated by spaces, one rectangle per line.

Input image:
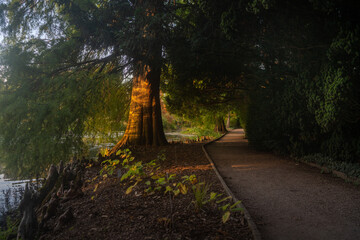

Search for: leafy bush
xmin=301 ymin=154 xmax=360 ymax=179
xmin=162 ymin=117 xmax=178 ymax=132
xmin=97 ymin=149 xmax=242 ymax=223
xmin=243 ymin=24 xmax=360 ymax=164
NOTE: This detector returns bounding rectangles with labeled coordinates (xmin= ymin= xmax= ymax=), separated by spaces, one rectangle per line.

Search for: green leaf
xmin=210 ymin=192 xmax=222 ymax=201
xmin=168 ymin=174 xmax=176 ymax=180
xmin=157 ymin=177 xmax=166 ymax=185
xmin=230 ymin=200 xmax=241 ymax=209
xmin=216 ymin=196 xmax=232 ymax=204
xmin=173 ymin=189 xmax=180 ymax=196
xmin=230 ymin=207 xmax=243 ymax=212
xmin=165 ymin=186 xmax=173 ymax=194
xmin=219 ymin=203 xmax=230 ymax=211
xmin=222 ymin=211 xmax=231 ymax=223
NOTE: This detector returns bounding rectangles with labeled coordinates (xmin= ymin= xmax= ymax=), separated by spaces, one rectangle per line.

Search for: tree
xmin=84 ymin=75 xmax=131 ymax=144
xmin=214 ymin=116 xmax=227 ymax=133
xmin=109 ymin=0 xmax=168 ymax=152
xmin=0 ymin=0 xmax=182 ymax=175
xmin=240 ymin=0 xmax=360 ymax=161
xmin=162 ymin=0 xmax=260 ymax=134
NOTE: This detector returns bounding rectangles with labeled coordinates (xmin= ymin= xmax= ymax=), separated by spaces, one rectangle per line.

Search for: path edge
xmin=202 ymin=131 xmax=262 ymax=240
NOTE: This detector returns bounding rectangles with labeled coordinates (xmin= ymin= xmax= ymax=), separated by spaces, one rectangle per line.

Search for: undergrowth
xmin=93 ymin=148 xmax=242 ymax=224
xmin=0 ymin=216 xmax=18 ymax=240
xmin=301 ymin=154 xmax=360 ymax=179
xmin=181 ymin=127 xmax=221 ymax=139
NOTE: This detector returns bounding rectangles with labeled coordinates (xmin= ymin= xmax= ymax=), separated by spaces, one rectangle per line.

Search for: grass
xmin=181 ymin=127 xmax=222 ymax=139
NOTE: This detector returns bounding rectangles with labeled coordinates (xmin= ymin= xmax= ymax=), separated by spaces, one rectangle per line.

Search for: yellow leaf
xmin=126 ymin=186 xmax=134 ymax=194
xmin=222 ymin=211 xmax=231 ymax=223
xmin=93 ymin=183 xmax=99 ymax=192
xmin=178 ymin=183 xmax=188 ymax=195
xmin=174 ymin=189 xmax=180 ymax=196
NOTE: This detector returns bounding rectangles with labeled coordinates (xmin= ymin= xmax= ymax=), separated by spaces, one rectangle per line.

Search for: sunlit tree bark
xmin=109 ymin=0 xmax=168 ymax=153
xmin=110 ymin=64 xmax=167 ymax=153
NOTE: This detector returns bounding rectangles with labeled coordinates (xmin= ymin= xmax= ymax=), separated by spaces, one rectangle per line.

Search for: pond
xmin=0 ymin=174 xmax=27 ymax=224
xmin=165 ymin=132 xmax=197 ymax=142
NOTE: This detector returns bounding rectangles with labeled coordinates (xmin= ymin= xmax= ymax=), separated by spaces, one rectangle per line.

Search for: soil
xmin=39 ymin=142 xmax=253 ymax=240
xmin=205 ymin=129 xmax=360 ymax=240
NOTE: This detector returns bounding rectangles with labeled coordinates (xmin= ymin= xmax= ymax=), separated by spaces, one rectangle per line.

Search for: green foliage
xmin=192 ymin=182 xmax=210 ymax=211
xmin=162 ymin=0 xmax=255 ymax=135
xmin=219 ymin=200 xmax=243 ymax=223
xmin=0 ymin=216 xmax=18 ymax=240
xmin=84 ymin=78 xmax=131 ymax=145
xmin=100 ymin=158 xmax=120 ymax=177
xmin=0 ymin=0 xmax=159 ymax=177
xmin=98 ymin=149 xmax=241 ymax=223
xmin=0 ymin=54 xmax=95 ymax=177
xmin=182 ymin=127 xmax=221 ymax=139
xmin=301 ymin=154 xmax=360 ymax=179
xmin=1 ymin=0 xmax=359 ymax=177
xmin=99 ymin=148 xmax=135 ymax=178
xmin=0 ymin=45 xmax=129 ymax=177
xmin=162 ymin=117 xmax=178 ymax=132
xmin=191 ymin=181 xmax=243 ymax=223
xmin=241 ymin=1 xmax=360 ymax=165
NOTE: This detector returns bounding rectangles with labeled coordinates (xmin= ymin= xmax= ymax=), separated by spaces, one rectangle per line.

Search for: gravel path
xmin=205 ymin=129 xmax=360 ymax=240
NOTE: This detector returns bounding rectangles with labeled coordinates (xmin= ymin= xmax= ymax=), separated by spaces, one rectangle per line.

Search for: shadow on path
xmin=205 ymin=129 xmax=360 ymax=240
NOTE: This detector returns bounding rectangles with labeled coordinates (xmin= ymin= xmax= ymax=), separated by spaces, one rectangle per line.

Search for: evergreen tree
xmin=0 ymin=0 xmax=182 ymax=175
xmin=163 ymin=0 xmax=261 ymax=134
xmin=242 ymin=0 xmax=360 ymax=161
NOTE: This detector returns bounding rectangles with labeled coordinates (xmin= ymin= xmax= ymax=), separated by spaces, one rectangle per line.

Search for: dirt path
xmin=205 ymin=129 xmax=360 ymax=240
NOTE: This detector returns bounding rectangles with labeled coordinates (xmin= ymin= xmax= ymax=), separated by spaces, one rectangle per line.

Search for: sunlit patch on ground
xmin=164 ymin=164 xmax=212 ymax=174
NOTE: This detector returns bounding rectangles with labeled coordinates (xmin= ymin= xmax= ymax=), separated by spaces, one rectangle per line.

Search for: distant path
xmin=205 ymin=129 xmax=360 ymax=240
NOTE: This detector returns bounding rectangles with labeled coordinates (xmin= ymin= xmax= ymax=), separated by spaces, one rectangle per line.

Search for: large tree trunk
xmin=110 ymin=65 xmax=167 ymax=154
xmin=109 ymin=0 xmax=167 ymax=155
xmin=214 ymin=116 xmax=227 ymax=133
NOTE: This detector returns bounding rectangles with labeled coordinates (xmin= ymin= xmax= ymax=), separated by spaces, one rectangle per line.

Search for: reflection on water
xmin=0 ymin=174 xmax=27 ymax=220
xmin=165 ymin=132 xmax=197 ymax=142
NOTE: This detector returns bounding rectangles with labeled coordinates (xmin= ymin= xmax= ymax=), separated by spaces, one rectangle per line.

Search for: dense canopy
xmin=0 ymin=0 xmax=359 ymax=176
